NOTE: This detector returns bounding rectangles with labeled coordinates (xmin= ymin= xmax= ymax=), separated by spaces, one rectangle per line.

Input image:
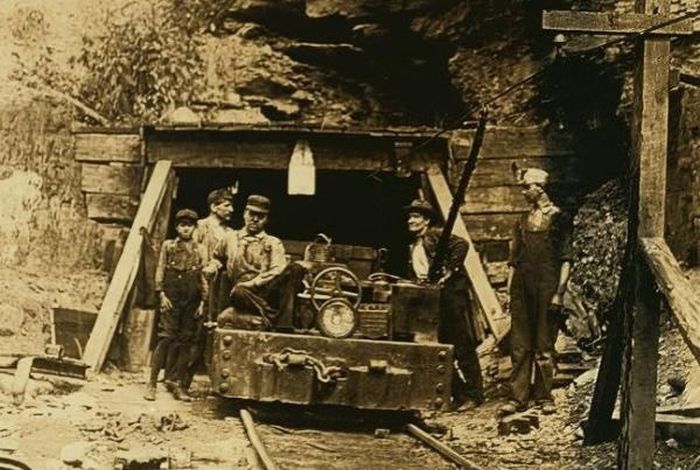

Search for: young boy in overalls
xmin=144 ymin=209 xmax=208 ymax=401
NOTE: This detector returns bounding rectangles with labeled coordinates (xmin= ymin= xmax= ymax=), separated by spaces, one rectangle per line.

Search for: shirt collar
xmin=239 ymin=229 xmax=266 ymax=240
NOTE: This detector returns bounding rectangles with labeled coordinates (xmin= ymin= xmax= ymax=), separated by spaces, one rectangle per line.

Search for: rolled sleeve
xmin=556 ymin=212 xmax=574 ymax=264
xmin=508 ymin=217 xmax=522 ymax=268
xmin=155 ymin=241 xmax=170 ymax=291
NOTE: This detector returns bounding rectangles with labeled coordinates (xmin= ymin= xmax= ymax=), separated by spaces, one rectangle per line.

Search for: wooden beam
xmin=148 ymin=134 xmax=443 ymax=171
xmin=86 ymin=194 xmax=140 ymax=222
xmin=82 ymin=160 xmax=174 ymax=372
xmin=81 ymin=164 xmax=143 ymax=196
xmin=542 ymin=11 xmax=693 ymax=35
xmin=75 ymin=133 xmax=141 ymax=163
xmin=462 ymin=184 xmax=580 ymax=214
xmin=466 ymin=157 xmax=582 ymax=187
xmin=641 ymin=237 xmax=700 ymax=363
xmin=618 ymin=0 xmax=670 ymax=466
xmin=450 ymin=127 xmax=575 ymax=159
xmin=425 ymin=165 xmax=509 ymax=342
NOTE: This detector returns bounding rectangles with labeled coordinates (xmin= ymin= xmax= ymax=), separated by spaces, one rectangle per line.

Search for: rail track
xmin=238 ymin=407 xmax=483 ymax=470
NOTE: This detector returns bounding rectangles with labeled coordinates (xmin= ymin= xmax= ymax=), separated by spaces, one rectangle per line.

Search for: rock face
xmin=0 ymin=304 xmax=24 ymax=336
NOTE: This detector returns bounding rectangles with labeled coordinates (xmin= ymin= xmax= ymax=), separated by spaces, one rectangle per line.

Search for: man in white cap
xmin=499 ymin=166 xmax=573 ymax=416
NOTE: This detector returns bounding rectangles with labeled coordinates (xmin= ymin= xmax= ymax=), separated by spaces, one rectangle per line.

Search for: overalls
xmin=159 ymin=242 xmax=203 ymax=383
xmin=509 ymin=212 xmax=565 ymax=406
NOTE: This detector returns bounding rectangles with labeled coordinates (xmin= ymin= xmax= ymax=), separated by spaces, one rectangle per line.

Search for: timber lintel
xmin=542 ymin=11 xmax=693 ymax=35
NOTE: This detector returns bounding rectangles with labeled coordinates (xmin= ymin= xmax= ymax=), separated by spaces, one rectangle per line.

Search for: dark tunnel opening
xmin=171 ymin=168 xmax=424 ymax=276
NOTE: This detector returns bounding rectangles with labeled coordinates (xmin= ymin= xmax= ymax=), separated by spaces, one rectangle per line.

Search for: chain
xmin=265 ymin=348 xmax=344 ymax=384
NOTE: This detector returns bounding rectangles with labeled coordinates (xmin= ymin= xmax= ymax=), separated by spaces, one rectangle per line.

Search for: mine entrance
xmin=174 ymin=168 xmax=422 ymax=275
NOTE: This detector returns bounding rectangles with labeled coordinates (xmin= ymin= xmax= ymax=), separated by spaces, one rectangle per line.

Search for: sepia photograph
xmin=0 ymin=0 xmax=699 ymax=468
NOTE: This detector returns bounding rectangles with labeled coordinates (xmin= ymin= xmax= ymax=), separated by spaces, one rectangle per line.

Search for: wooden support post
xmin=83 ymin=160 xmax=175 ymax=372
xmin=545 ymin=0 xmax=675 ymax=466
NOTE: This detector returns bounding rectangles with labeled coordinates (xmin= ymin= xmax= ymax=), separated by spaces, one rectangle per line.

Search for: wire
xmin=409 ymin=7 xmax=700 ymax=154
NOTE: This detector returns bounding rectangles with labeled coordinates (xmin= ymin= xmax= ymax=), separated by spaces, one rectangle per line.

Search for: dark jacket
xmin=408 ymin=227 xmax=470 ymax=291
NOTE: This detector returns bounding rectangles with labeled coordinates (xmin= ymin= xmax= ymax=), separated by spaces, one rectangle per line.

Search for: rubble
xmin=60 ymin=441 xmax=93 ymax=466
xmin=0 ymin=304 xmax=24 ymax=336
xmin=497 ymin=413 xmax=540 ymax=436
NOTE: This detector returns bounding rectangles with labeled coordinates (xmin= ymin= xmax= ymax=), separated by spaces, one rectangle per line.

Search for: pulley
xmin=316 ymin=298 xmax=358 ymax=339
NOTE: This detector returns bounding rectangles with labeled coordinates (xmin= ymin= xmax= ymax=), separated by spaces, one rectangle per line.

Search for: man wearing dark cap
xmin=405 ymin=199 xmax=484 ymax=410
xmin=145 ymin=208 xmax=208 ymax=402
xmin=208 ymin=195 xmax=305 ymax=327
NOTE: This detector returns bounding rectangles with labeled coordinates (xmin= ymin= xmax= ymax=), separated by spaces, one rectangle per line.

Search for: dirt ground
xmin=1 ymin=266 xmax=700 ymax=469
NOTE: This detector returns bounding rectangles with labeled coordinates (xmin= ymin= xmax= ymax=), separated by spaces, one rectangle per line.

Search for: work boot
xmin=163 ymin=379 xmax=177 ymax=392
xmin=143 ymin=383 xmax=156 ymax=401
xmin=498 ymin=399 xmax=527 ymax=417
xmin=172 ymin=385 xmax=193 ymax=402
xmin=535 ymin=399 xmax=556 ymax=415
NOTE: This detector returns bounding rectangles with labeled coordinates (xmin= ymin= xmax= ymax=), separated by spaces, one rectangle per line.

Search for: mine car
xmin=208 ymin=235 xmax=454 ymax=412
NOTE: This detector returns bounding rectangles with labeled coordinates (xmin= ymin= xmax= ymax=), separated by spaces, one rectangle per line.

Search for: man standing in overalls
xmin=499 ymin=167 xmax=573 ymax=416
xmin=144 ymin=209 xmax=208 ymax=401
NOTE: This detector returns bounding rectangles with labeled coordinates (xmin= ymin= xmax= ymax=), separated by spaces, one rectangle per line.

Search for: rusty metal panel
xmin=210 ymin=329 xmax=452 ymax=411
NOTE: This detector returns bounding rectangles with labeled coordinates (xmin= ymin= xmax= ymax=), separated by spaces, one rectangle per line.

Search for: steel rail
xmin=405 ymin=423 xmax=483 ymax=470
xmin=240 ymin=408 xmax=279 ymax=470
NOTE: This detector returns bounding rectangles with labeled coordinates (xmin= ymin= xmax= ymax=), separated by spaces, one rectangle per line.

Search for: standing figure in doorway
xmin=181 ymin=188 xmax=235 ymax=391
xmin=499 ymin=167 xmax=573 ymax=416
xmin=405 ymin=199 xmax=484 ymax=410
xmin=145 ymin=209 xmax=208 ymax=402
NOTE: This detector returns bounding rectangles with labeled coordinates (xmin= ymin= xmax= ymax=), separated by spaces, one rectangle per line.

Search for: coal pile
xmin=570 ymin=178 xmax=629 ymax=324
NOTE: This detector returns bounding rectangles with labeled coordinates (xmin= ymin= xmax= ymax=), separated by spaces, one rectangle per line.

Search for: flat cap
xmin=175 ymin=208 xmax=198 ymax=223
xmin=246 ymin=194 xmax=270 ymax=214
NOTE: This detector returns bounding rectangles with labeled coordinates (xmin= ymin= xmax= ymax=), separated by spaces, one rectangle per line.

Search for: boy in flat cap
xmin=206 ymin=195 xmax=306 ymax=328
xmin=499 ymin=166 xmax=573 ymax=416
xmin=145 ymin=208 xmax=208 ymax=402
xmin=405 ymin=199 xmax=484 ymax=410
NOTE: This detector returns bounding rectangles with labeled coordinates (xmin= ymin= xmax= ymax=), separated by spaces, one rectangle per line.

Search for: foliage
xmin=76 ymin=1 xmax=210 ymax=124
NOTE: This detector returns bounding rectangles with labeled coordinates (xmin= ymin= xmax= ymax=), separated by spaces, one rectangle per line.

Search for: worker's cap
xmin=403 ymin=199 xmax=438 ymax=221
xmin=245 ymin=194 xmax=271 ymax=214
xmin=512 ymin=162 xmax=549 ymax=186
xmin=207 ymin=188 xmax=233 ymax=206
xmin=175 ymin=208 xmax=198 ymax=224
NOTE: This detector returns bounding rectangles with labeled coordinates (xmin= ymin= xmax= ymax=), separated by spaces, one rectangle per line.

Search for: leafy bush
xmin=76 ymin=1 xmax=210 ymax=124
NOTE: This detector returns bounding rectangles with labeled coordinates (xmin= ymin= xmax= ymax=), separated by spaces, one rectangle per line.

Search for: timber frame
xmin=77 ymin=123 xmax=514 ymax=372
xmin=545 ymin=1 xmax=700 ymax=468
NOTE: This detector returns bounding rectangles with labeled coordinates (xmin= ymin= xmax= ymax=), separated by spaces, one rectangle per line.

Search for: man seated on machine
xmin=204 ymin=194 xmax=307 ymax=330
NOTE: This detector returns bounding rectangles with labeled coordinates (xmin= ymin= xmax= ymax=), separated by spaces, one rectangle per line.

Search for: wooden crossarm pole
xmin=543 ymin=10 xmax=693 ymax=35
xmin=83 ymin=160 xmax=174 ymax=372
xmin=641 ymin=237 xmax=700 ymax=364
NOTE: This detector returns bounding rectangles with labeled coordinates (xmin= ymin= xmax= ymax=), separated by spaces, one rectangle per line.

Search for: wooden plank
xmin=148 ymin=135 xmax=443 ymax=171
xmin=425 ymin=165 xmax=509 ymax=342
xmin=86 ymin=194 xmax=140 ymax=222
xmin=542 ymin=10 xmax=693 ymax=35
xmin=75 ymin=133 xmax=141 ymax=162
xmin=463 ymin=185 xmax=580 ymax=214
xmin=641 ymin=237 xmax=700 ymax=363
xmin=466 ymin=157 xmax=582 ymax=187
xmin=451 ymin=127 xmax=575 ymax=159
xmin=462 ymin=213 xmax=523 ymax=241
xmin=81 ymin=163 xmax=143 ymax=196
xmin=619 ymin=0 xmax=670 ymax=466
xmin=83 ymin=160 xmax=174 ymax=372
